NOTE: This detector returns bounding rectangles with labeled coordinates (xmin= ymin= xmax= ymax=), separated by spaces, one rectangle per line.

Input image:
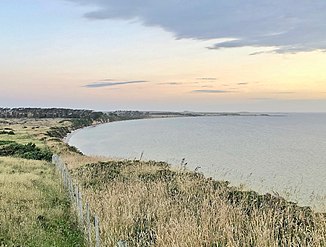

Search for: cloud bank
xmin=69 ymin=0 xmax=326 ymax=53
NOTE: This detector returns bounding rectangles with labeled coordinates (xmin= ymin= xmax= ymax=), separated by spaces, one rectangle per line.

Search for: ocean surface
xmin=68 ymin=113 xmax=326 ymax=210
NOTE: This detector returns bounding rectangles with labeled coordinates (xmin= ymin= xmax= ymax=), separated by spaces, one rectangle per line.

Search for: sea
xmin=68 ymin=113 xmax=326 ymax=210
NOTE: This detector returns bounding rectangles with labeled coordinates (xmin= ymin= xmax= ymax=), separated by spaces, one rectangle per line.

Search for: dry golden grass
xmin=71 ymin=160 xmax=326 ymax=247
xmin=0 ymin=119 xmax=84 ymax=246
xmin=0 ymin=118 xmax=63 ymax=140
xmin=0 ymin=156 xmax=84 ymax=246
xmin=61 ymin=152 xmax=108 ymax=170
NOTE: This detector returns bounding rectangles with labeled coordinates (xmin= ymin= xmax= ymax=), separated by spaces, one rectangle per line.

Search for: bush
xmin=0 ymin=142 xmax=53 ymax=161
xmin=0 ymin=130 xmax=15 ymax=135
xmin=46 ymin=127 xmax=70 ymax=139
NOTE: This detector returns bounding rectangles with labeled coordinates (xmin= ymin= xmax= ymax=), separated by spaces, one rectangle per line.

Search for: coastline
xmin=2 ymin=114 xmax=326 ymax=246
xmin=64 ymin=114 xmax=326 ymax=212
xmin=63 ymin=123 xmax=101 ymax=144
xmin=63 ymin=112 xmax=281 ymax=145
xmin=58 ymin=120 xmax=326 ymax=245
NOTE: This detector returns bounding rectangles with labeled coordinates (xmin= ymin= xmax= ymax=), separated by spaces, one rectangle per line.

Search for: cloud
xmin=99 ymin=78 xmax=114 ymax=81
xmin=158 ymin=82 xmax=184 ymax=85
xmin=249 ymin=51 xmax=268 ymax=56
xmin=197 ymin=77 xmax=217 ymax=81
xmin=250 ymin=98 xmax=275 ymax=101
xmin=271 ymin=91 xmax=296 ymax=94
xmin=191 ymin=89 xmax=233 ymax=94
xmin=237 ymin=82 xmax=248 ymax=85
xmin=158 ymin=81 xmax=202 ymax=86
xmin=84 ymin=80 xmax=147 ymax=88
xmin=68 ymin=0 xmax=326 ymax=53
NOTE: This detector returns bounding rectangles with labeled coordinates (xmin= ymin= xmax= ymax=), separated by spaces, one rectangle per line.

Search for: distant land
xmin=0 ymin=107 xmax=279 ymax=122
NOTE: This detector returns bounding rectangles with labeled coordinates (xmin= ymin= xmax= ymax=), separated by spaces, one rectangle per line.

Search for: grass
xmin=0 ymin=157 xmax=84 ymax=246
xmin=0 ymin=119 xmax=85 ymax=246
xmin=2 ymin=117 xmax=326 ymax=246
xmin=70 ymin=159 xmax=326 ymax=246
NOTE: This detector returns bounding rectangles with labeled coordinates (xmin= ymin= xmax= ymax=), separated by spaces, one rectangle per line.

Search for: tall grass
xmin=0 ymin=119 xmax=85 ymax=246
xmin=69 ymin=159 xmax=326 ymax=247
xmin=0 ymin=157 xmax=84 ymax=246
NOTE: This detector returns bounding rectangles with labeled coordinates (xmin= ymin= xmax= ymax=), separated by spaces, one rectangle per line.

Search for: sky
xmin=1 ymin=0 xmax=326 ymax=112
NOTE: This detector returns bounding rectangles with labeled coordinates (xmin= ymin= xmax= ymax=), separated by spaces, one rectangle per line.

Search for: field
xmin=1 ymin=118 xmax=326 ymax=246
xmin=0 ymin=119 xmax=84 ymax=246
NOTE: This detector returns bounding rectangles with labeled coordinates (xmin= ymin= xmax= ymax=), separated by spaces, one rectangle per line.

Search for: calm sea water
xmin=68 ymin=113 xmax=326 ymax=210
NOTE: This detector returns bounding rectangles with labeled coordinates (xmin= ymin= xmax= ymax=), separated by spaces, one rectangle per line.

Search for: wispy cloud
xmin=192 ymin=89 xmax=233 ymax=94
xmin=271 ymin=91 xmax=296 ymax=94
xmin=237 ymin=82 xmax=248 ymax=85
xmin=251 ymin=98 xmax=275 ymax=101
xmin=197 ymin=77 xmax=217 ymax=81
xmin=158 ymin=82 xmax=184 ymax=85
xmin=100 ymin=79 xmax=114 ymax=81
xmin=84 ymin=80 xmax=147 ymax=88
xmin=69 ymin=0 xmax=326 ymax=53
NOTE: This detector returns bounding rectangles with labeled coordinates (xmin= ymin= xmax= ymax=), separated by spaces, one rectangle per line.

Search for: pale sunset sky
xmin=1 ymin=0 xmax=326 ymax=112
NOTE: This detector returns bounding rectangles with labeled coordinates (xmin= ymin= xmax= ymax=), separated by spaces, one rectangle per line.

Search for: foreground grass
xmin=0 ymin=157 xmax=84 ymax=246
xmin=2 ymin=118 xmax=326 ymax=246
xmin=0 ymin=119 xmax=84 ymax=246
xmin=67 ymin=159 xmax=326 ymax=247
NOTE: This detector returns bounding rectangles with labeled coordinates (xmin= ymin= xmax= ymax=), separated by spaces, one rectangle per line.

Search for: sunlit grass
xmin=0 ymin=119 xmax=84 ymax=246
xmin=0 ymin=157 xmax=84 ymax=246
xmin=68 ymin=159 xmax=326 ymax=246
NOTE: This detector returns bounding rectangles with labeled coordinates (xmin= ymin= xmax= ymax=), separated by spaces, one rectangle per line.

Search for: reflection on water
xmin=69 ymin=113 xmax=326 ymax=210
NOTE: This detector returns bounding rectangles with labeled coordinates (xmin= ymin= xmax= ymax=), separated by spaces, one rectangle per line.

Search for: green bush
xmin=0 ymin=142 xmax=53 ymax=161
xmin=0 ymin=130 xmax=15 ymax=135
xmin=46 ymin=127 xmax=70 ymax=139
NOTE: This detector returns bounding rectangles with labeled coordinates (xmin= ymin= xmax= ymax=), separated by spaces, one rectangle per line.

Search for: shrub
xmin=0 ymin=142 xmax=53 ymax=161
xmin=0 ymin=130 xmax=15 ymax=135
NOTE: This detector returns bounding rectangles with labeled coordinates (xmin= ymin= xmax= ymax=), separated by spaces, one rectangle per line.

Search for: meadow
xmin=0 ymin=119 xmax=84 ymax=246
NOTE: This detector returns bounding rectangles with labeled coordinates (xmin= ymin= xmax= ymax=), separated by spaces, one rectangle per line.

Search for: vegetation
xmin=46 ymin=126 xmax=71 ymax=139
xmin=0 ymin=141 xmax=53 ymax=161
xmin=107 ymin=111 xmax=150 ymax=122
xmin=68 ymin=159 xmax=326 ymax=246
xmin=106 ymin=110 xmax=201 ymax=122
xmin=46 ymin=114 xmax=108 ymax=139
xmin=0 ymin=157 xmax=84 ymax=246
xmin=0 ymin=118 xmax=85 ymax=246
xmin=1 ymin=112 xmax=326 ymax=246
xmin=0 ymin=107 xmax=109 ymax=121
xmin=0 ymin=130 xmax=15 ymax=135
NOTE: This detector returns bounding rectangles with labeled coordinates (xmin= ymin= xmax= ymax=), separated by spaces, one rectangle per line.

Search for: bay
xmin=68 ymin=113 xmax=326 ymax=210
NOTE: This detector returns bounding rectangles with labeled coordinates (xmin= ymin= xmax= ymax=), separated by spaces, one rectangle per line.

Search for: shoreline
xmin=64 ymin=123 xmax=101 ymax=144
xmin=63 ymin=115 xmax=326 ymax=212
xmin=63 ymin=112 xmax=284 ymax=145
xmin=2 ymin=115 xmax=326 ymax=245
